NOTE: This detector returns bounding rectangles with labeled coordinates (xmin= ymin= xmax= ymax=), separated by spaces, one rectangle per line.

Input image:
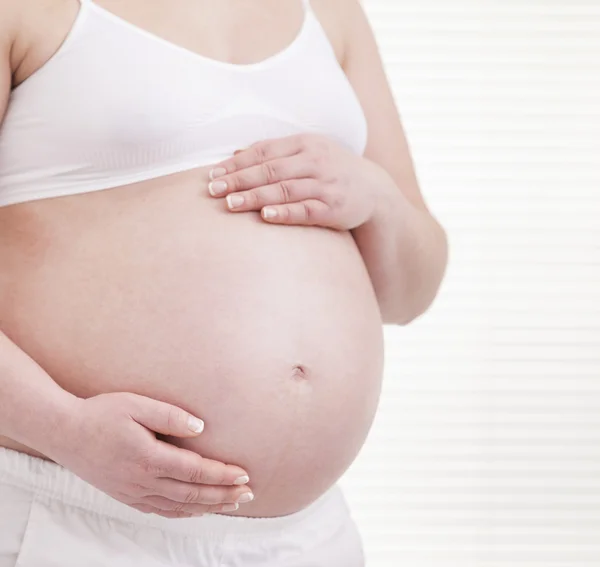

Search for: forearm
xmin=352 ymin=174 xmax=448 ymax=326
xmin=0 ymin=330 xmax=79 ymax=454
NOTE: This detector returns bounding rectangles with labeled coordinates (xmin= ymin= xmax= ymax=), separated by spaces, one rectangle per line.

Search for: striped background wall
xmin=339 ymin=1 xmax=600 ymax=565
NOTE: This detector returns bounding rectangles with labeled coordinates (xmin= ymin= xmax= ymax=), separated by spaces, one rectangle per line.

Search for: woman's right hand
xmin=46 ymin=392 xmax=253 ymax=518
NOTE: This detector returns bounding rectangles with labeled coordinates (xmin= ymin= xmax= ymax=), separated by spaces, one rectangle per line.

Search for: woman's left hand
xmin=206 ymin=133 xmax=388 ymax=231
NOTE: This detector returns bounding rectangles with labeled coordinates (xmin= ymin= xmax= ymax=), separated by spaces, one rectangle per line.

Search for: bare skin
xmin=0 ymin=0 xmax=431 ymax=519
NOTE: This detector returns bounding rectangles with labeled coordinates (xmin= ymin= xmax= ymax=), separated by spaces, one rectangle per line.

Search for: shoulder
xmin=310 ymin=0 xmax=363 ymax=21
xmin=3 ymin=0 xmax=82 ymax=88
xmin=0 ymin=1 xmax=20 ymax=114
xmin=0 ymin=0 xmax=51 ymax=42
xmin=0 ymin=0 xmax=20 ymax=45
xmin=308 ymin=0 xmax=356 ymax=66
xmin=309 ymin=0 xmax=375 ymax=69
xmin=0 ymin=1 xmax=22 ymax=78
xmin=0 ymin=0 xmax=45 ymax=76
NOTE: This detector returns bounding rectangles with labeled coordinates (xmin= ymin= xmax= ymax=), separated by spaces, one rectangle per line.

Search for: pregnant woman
xmin=0 ymin=0 xmax=447 ymax=565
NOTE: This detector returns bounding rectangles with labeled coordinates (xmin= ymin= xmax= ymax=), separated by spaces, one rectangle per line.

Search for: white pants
xmin=0 ymin=447 xmax=365 ymax=567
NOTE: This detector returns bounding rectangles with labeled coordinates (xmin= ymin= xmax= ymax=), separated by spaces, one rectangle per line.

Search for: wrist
xmin=20 ymin=390 xmax=84 ymax=462
xmin=0 ymin=331 xmax=85 ymax=459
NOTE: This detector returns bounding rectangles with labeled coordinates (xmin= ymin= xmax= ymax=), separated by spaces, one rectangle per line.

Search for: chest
xmin=14 ymin=0 xmax=346 ymax=87
xmin=3 ymin=0 xmax=367 ymax=179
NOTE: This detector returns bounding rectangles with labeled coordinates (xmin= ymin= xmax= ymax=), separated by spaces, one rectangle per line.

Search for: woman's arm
xmin=0 ymin=0 xmax=14 ymax=121
xmin=0 ymin=331 xmax=83 ymax=453
xmin=0 ymin=12 xmax=252 ymax=515
xmin=341 ymin=0 xmax=449 ymax=325
xmin=0 ymin=4 xmax=78 ymax=452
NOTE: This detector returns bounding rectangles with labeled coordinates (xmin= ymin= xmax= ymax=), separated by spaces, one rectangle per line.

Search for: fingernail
xmin=262 ymin=207 xmax=277 ymax=219
xmin=208 ymin=180 xmax=228 ymax=196
xmin=233 ymin=475 xmax=250 ymax=485
xmin=187 ymin=416 xmax=205 ymax=433
xmin=209 ymin=167 xmax=227 ymax=180
xmin=222 ymin=503 xmax=239 ymax=512
xmin=226 ymin=194 xmax=244 ymax=209
xmin=237 ymin=492 xmax=254 ymax=503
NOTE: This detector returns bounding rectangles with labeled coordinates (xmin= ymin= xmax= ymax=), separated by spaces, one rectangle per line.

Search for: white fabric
xmin=0 ymin=0 xmax=367 ymax=207
xmin=0 ymin=447 xmax=365 ymax=567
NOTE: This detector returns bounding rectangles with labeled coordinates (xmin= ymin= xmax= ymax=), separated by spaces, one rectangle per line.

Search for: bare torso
xmin=0 ymin=0 xmax=385 ymax=517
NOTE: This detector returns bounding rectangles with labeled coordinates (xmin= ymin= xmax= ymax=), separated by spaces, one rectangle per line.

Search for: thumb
xmin=127 ymin=395 xmax=205 ymax=437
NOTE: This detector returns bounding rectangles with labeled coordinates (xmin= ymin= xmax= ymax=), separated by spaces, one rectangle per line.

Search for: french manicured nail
xmin=208 ymin=180 xmax=228 ymax=196
xmin=262 ymin=207 xmax=277 ymax=219
xmin=209 ymin=167 xmax=227 ymax=181
xmin=237 ymin=492 xmax=255 ymax=503
xmin=222 ymin=503 xmax=239 ymax=512
xmin=187 ymin=416 xmax=205 ymax=433
xmin=226 ymin=194 xmax=244 ymax=209
xmin=234 ymin=475 xmax=250 ymax=485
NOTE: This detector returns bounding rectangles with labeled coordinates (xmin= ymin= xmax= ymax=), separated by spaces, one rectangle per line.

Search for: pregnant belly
xmin=0 ymin=166 xmax=385 ymax=517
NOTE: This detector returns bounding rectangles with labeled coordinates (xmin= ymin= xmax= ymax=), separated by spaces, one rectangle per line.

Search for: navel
xmin=291 ymin=364 xmax=309 ymax=381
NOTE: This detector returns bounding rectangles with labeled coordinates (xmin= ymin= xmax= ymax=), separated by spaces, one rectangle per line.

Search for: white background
xmin=339 ymin=1 xmax=600 ymax=565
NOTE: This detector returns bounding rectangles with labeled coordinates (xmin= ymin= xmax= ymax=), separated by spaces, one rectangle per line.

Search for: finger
xmin=140 ymin=495 xmax=245 ymax=515
xmin=210 ymin=155 xmax=317 ymax=197
xmin=210 ymin=134 xmax=308 ymax=179
xmin=133 ymin=500 xmax=240 ymax=517
xmin=131 ymin=503 xmax=195 ymax=518
xmin=261 ymin=199 xmax=332 ymax=226
xmin=127 ymin=394 xmax=205 ymax=438
xmin=150 ymin=478 xmax=253 ymax=505
xmin=153 ymin=440 xmax=250 ymax=486
xmin=224 ymin=178 xmax=318 ymax=212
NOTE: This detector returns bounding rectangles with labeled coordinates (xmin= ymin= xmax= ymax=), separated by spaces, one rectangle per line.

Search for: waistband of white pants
xmin=0 ymin=446 xmax=349 ymax=539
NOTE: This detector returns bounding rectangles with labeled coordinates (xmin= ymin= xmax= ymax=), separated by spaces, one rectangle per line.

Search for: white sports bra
xmin=0 ymin=0 xmax=368 ymax=208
